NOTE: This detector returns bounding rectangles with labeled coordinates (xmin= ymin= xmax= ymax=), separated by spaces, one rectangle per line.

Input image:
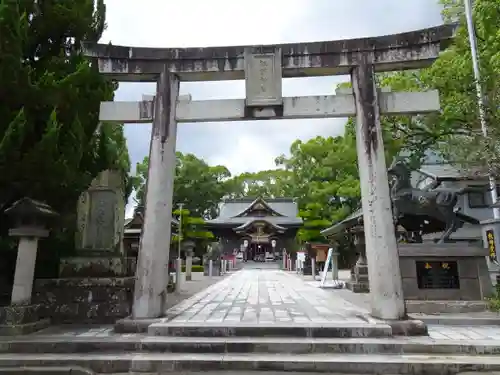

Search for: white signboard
xmin=320 ymin=248 xmax=334 ymax=287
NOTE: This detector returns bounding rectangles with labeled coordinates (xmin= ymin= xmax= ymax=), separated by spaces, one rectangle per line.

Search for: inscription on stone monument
xmin=416 ymin=261 xmax=460 ymax=289
xmin=86 ymin=190 xmax=116 ymax=250
xmin=244 ymin=50 xmax=282 ymax=106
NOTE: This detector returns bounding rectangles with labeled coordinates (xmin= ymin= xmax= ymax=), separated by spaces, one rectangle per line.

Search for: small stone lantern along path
xmin=0 ymin=197 xmax=57 ymax=335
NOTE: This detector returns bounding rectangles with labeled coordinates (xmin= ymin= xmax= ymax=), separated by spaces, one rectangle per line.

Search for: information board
xmin=416 ymin=261 xmax=460 ymax=289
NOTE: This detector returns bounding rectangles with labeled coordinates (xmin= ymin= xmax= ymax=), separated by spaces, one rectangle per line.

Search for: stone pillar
xmin=331 ymin=244 xmax=340 ymax=281
xmin=352 ymin=61 xmax=405 ymax=320
xmin=185 ymin=249 xmax=193 ymax=282
xmin=11 ymin=237 xmax=40 ymax=305
xmin=481 ymin=218 xmax=500 ymax=287
xmin=175 ymin=258 xmax=182 ymax=293
xmin=311 ymin=258 xmax=316 ymax=279
xmin=303 ymin=243 xmax=313 ymax=275
xmin=133 ymin=69 xmax=180 ymax=319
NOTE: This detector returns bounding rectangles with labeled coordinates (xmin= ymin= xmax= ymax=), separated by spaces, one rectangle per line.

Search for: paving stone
xmin=428 ymin=325 xmax=500 ymax=341
xmin=161 ymin=269 xmax=376 ymax=326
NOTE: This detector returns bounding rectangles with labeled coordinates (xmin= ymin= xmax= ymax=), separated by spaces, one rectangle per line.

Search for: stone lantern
xmin=303 ymin=242 xmax=314 ymax=275
xmin=346 ymin=224 xmax=369 ymax=293
xmin=0 ymin=197 xmax=57 ymax=335
xmin=182 ymin=239 xmax=196 ymax=281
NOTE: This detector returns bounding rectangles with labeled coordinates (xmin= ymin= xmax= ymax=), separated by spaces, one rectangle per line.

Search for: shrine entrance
xmin=246 ymin=224 xmax=277 ymax=262
xmin=88 ymin=24 xmax=454 ymax=320
xmin=204 ymin=197 xmax=300 ymax=263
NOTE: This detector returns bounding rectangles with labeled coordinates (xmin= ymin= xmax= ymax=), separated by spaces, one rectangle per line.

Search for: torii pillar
xmin=132 ymin=68 xmax=179 ymax=319
xmin=351 ymin=59 xmax=405 ymax=321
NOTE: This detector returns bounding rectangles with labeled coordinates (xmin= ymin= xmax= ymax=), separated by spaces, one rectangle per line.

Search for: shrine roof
xmin=233 ymin=220 xmax=287 ymax=232
xmin=321 ymin=208 xmax=480 ymax=238
xmin=124 ymin=215 xmax=179 ymax=229
xmin=205 ymin=197 xmax=303 ymax=226
xmin=320 ymin=209 xmax=363 ymax=237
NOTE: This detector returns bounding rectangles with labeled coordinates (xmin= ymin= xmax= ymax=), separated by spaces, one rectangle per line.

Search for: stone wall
xmin=33 ymin=255 xmax=137 ymax=324
xmin=58 ymin=256 xmax=136 ymax=278
xmin=33 ymin=277 xmax=134 ymax=324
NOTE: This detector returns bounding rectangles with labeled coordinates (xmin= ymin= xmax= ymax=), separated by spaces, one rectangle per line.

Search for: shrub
xmin=181 ymin=265 xmax=204 ymax=272
xmin=488 ymin=284 xmax=500 ymax=311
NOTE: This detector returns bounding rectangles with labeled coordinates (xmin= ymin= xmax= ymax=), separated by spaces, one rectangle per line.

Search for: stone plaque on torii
xmin=84 ymin=24 xmax=455 ymax=321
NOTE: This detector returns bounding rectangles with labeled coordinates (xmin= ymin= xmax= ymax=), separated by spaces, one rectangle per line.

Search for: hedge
xmin=181 ymin=265 xmax=204 ymax=272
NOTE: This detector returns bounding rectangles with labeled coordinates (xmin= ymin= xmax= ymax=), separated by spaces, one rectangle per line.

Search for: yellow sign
xmin=441 ymin=262 xmax=450 ymax=270
xmin=486 ymin=229 xmax=497 ymax=262
xmin=424 ymin=263 xmax=432 ymax=269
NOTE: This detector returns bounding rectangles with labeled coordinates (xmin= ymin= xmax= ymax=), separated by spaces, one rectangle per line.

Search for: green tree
xmin=172 ymin=208 xmax=214 ymax=257
xmin=434 ymin=0 xmax=500 ymax=172
xmin=0 ymin=0 xmax=132 ymax=218
xmin=372 ymin=0 xmax=500 ymax=172
xmin=274 ymin=134 xmax=358 ymax=239
xmin=225 ymin=169 xmax=294 ymax=198
xmin=297 ymin=202 xmax=332 ymax=244
xmin=133 ymin=152 xmax=231 ymax=219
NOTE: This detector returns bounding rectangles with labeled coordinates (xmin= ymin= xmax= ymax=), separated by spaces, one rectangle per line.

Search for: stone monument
xmin=32 ymin=170 xmax=135 ymax=324
xmin=59 ymin=169 xmax=128 ymax=277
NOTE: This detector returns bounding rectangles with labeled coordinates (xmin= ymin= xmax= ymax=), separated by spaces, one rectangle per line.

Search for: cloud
xmin=100 ymin=0 xmax=443 ymax=216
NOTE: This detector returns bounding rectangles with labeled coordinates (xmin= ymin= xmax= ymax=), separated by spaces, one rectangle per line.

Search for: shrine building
xmin=204 ymin=197 xmax=303 ymax=260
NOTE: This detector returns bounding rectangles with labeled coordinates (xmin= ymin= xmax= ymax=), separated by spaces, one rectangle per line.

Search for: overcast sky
xmin=99 ymin=0 xmax=443 ymax=216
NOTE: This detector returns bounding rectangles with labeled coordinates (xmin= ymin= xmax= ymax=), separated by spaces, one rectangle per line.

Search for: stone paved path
xmin=428 ymin=325 xmax=500 ymax=340
xmin=163 ymin=269 xmax=372 ymax=324
xmin=11 ymin=268 xmax=500 ymax=342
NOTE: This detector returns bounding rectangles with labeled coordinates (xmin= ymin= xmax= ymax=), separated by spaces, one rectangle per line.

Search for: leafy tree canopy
xmin=133 ymin=152 xmax=231 ymax=219
xmin=0 ymin=0 xmax=132 ymax=219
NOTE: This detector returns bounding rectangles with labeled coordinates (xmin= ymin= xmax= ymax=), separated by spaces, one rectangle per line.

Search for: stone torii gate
xmin=85 ymin=24 xmax=455 ymax=321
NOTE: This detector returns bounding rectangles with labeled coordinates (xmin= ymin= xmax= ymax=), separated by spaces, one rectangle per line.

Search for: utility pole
xmin=464 ymin=0 xmax=500 ymax=275
xmin=175 ymin=203 xmax=184 ymax=293
xmin=463 ymin=0 xmax=500 ymax=218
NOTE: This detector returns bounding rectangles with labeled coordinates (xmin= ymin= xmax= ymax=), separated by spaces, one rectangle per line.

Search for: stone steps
xmin=0 ymin=366 xmax=93 ymax=374
xmin=1 ymin=335 xmax=500 ymax=355
xmin=146 ymin=321 xmax=394 ymax=337
xmin=0 ymin=352 xmax=499 ymax=374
